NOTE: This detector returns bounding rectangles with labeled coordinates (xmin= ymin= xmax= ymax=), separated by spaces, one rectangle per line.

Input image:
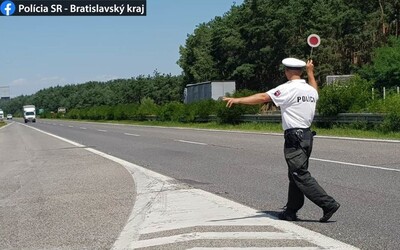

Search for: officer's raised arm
xmin=306 ymin=60 xmax=318 ymax=91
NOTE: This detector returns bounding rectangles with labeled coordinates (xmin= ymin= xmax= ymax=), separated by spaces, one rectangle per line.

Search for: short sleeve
xmin=266 ymin=85 xmax=289 ymax=107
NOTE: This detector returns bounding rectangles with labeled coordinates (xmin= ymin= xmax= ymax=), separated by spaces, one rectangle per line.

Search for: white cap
xmin=282 ymin=58 xmax=306 ymax=68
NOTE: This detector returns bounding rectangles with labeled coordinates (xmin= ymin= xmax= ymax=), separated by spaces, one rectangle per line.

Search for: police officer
xmin=223 ymin=58 xmax=340 ymax=222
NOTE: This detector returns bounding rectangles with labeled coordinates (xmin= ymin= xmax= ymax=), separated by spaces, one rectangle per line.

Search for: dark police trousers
xmin=284 ymin=128 xmax=336 ymax=213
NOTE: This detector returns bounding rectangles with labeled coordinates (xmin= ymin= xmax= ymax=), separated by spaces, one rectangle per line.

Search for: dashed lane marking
xmin=174 ymin=139 xmax=208 ymax=146
xmin=124 ymin=133 xmax=140 ymax=137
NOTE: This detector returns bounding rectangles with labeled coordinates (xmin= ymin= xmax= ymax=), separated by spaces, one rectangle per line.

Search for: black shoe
xmin=320 ymin=202 xmax=340 ymax=222
xmin=278 ymin=210 xmax=298 ymax=221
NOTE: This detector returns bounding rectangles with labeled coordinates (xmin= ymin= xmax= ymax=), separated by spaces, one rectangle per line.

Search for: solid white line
xmin=124 ymin=133 xmax=140 ymax=137
xmin=311 ymin=157 xmax=400 ymax=173
xmin=190 ymin=248 xmax=320 ymax=250
xmin=0 ymin=122 xmax=13 ymax=130
xmin=133 ymin=232 xmax=296 ymax=248
xmin=80 ymin=127 xmax=87 ymax=130
xmin=97 ymin=129 xmax=107 ymax=132
xmin=315 ymin=135 xmax=400 ymax=144
xmin=174 ymin=139 xmax=207 ymax=146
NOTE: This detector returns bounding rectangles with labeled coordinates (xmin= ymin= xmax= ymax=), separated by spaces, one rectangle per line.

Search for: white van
xmin=23 ymin=105 xmax=36 ymax=123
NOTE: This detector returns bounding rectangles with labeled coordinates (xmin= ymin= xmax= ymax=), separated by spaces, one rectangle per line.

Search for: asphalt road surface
xmin=3 ymin=119 xmax=400 ymax=249
xmin=0 ymin=121 xmax=135 ymax=249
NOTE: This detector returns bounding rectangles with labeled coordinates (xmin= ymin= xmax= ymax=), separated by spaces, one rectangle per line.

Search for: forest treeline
xmin=1 ymin=0 xmax=400 ymax=123
xmin=178 ymin=0 xmax=400 ymax=90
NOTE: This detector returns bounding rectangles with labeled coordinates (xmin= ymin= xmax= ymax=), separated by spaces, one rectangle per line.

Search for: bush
xmin=368 ymin=94 xmax=400 ymax=133
xmin=215 ymin=89 xmax=264 ymax=124
xmin=381 ymin=111 xmax=400 ymax=133
xmin=216 ymin=101 xmax=246 ymax=124
xmin=189 ymin=99 xmax=218 ymax=121
xmin=317 ymin=75 xmax=373 ymax=116
xmin=65 ymin=109 xmax=77 ymax=119
xmin=113 ymin=104 xmax=128 ymax=120
xmin=158 ymin=101 xmax=187 ymax=122
xmin=137 ymin=97 xmax=159 ymax=120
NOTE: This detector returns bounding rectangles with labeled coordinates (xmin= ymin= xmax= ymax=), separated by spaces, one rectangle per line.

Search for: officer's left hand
xmin=223 ymin=97 xmax=238 ymax=108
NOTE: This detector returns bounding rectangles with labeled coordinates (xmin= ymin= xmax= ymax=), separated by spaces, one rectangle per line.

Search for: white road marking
xmin=311 ymin=157 xmax=400 ymax=173
xmin=79 ymin=127 xmax=87 ymax=130
xmin=315 ymin=135 xmax=400 ymax=144
xmin=190 ymin=248 xmax=320 ymax=250
xmin=97 ymin=129 xmax=107 ymax=132
xmin=59 ymin=124 xmax=64 ymax=126
xmin=68 ymin=125 xmax=74 ymax=128
xmin=124 ymin=133 xmax=140 ymax=137
xmin=134 ymin=232 xmax=297 ymax=248
xmin=174 ymin=139 xmax=207 ymax=146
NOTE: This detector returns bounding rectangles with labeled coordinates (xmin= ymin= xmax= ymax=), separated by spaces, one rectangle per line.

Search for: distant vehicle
xmin=23 ymin=105 xmax=36 ymax=123
xmin=7 ymin=114 xmax=13 ymax=120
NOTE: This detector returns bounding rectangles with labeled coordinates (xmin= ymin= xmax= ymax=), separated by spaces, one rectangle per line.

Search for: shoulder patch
xmin=274 ymin=90 xmax=281 ymax=97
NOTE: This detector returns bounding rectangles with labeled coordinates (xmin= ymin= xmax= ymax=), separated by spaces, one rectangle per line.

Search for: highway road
xmin=2 ymin=119 xmax=400 ymax=249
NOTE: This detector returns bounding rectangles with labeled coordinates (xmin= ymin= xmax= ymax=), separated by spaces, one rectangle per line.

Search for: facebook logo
xmin=1 ymin=1 xmax=16 ymax=16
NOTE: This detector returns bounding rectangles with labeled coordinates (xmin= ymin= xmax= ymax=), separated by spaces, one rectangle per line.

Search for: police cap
xmin=282 ymin=58 xmax=306 ymax=70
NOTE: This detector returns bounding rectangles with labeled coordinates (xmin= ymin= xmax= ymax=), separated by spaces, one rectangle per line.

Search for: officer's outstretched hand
xmin=223 ymin=97 xmax=239 ymax=108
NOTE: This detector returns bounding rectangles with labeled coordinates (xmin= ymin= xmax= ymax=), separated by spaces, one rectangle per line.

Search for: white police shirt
xmin=266 ymin=79 xmax=318 ymax=130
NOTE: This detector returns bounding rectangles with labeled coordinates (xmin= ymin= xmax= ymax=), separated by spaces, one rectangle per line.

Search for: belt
xmin=284 ymin=127 xmax=310 ymax=136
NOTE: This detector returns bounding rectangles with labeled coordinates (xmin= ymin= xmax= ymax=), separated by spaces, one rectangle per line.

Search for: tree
xmin=359 ymin=36 xmax=400 ymax=88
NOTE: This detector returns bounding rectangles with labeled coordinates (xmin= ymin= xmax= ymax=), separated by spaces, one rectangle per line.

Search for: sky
xmin=0 ymin=0 xmax=244 ymax=97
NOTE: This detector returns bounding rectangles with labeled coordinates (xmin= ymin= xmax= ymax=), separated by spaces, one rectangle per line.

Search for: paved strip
xmin=22 ymin=124 xmax=359 ymax=250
